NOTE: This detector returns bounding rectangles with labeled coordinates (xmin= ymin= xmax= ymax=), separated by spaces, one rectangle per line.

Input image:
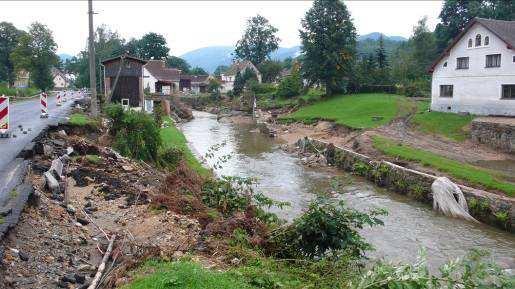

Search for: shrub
xmin=158 ymin=147 xmax=184 ymax=170
xmin=276 ymin=72 xmax=302 ymax=98
xmin=271 ymin=197 xmax=386 ymax=259
xmin=104 ymin=104 xmax=125 ymax=135
xmin=399 ymin=78 xmax=430 ymax=98
xmin=249 ymin=82 xmax=276 ymax=95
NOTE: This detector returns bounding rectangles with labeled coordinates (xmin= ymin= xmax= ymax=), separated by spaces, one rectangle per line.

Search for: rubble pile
xmin=0 ymin=125 xmax=203 ymax=289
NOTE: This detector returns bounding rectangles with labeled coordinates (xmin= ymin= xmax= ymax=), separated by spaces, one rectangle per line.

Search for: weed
xmin=353 ymin=161 xmax=371 ymax=177
xmin=9 ymin=189 xmax=18 ymax=198
xmin=495 ymin=211 xmax=509 ymax=224
xmin=85 ymin=154 xmax=101 ymax=164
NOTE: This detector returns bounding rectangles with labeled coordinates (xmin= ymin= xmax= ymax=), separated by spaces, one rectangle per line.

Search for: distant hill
xmin=58 ymin=53 xmax=73 ymax=62
xmin=181 ymin=33 xmax=407 ymax=73
xmin=180 ymin=46 xmax=301 ymax=73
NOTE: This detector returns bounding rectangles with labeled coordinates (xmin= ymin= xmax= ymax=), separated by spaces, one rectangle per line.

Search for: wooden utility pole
xmin=88 ymin=0 xmax=98 ymax=116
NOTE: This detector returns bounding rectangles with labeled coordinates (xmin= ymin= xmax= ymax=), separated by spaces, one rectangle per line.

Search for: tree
xmin=138 ymin=32 xmax=169 ymax=60
xmin=166 ymin=56 xmax=190 ymax=73
xmin=376 ymin=34 xmax=388 ymax=69
xmin=0 ymin=22 xmax=23 ymax=86
xmin=233 ymin=71 xmax=244 ymax=96
xmin=258 ymin=60 xmax=282 ymax=83
xmin=234 ymin=15 xmax=280 ymax=65
xmin=411 ymin=17 xmax=437 ymax=77
xmin=190 ymin=67 xmax=208 ymax=75
xmin=10 ymin=22 xmax=58 ymax=91
xmin=213 ymin=65 xmax=229 ymax=77
xmin=125 ymin=38 xmax=140 ymax=56
xmin=435 ymin=0 xmax=515 ymax=52
xmin=299 ymin=0 xmax=357 ymax=96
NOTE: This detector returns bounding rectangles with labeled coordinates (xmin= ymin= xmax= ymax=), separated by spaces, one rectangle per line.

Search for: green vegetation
xmin=372 ymin=136 xmax=515 ymax=196
xmin=282 ymin=93 xmax=408 ymax=129
xmin=411 ymin=100 xmax=474 ymax=141
xmin=85 ymin=154 xmax=101 ymax=164
xmin=69 ymin=113 xmax=97 ymax=127
xmin=160 ymin=117 xmax=208 ymax=175
xmin=9 ymin=189 xmax=18 ymax=198
xmin=0 ymin=86 xmax=40 ymax=97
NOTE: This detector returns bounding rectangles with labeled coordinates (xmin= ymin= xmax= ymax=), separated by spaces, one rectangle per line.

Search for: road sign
xmin=40 ymin=93 xmax=48 ymax=118
xmin=56 ymin=92 xmax=62 ymax=106
xmin=0 ymin=95 xmax=9 ymax=136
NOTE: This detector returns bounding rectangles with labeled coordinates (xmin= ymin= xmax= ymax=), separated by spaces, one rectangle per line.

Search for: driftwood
xmin=88 ymin=235 xmax=116 ymax=289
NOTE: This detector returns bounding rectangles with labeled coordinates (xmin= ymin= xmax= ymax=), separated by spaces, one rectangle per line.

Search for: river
xmin=181 ymin=111 xmax=515 ymax=270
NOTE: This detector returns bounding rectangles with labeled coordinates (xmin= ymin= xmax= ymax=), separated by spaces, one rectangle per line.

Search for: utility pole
xmin=88 ymin=0 xmax=98 ymax=116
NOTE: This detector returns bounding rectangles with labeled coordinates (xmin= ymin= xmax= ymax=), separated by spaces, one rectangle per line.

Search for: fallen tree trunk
xmin=88 ymin=235 xmax=116 ymax=289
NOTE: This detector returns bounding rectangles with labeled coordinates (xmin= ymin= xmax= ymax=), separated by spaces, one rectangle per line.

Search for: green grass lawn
xmin=280 ymin=93 xmax=409 ymax=129
xmin=372 ymin=136 xmax=515 ymax=196
xmin=411 ymin=100 xmax=474 ymax=141
xmin=69 ymin=113 xmax=92 ymax=126
xmin=123 ymin=260 xmax=256 ymax=289
xmin=160 ymin=117 xmax=208 ymax=175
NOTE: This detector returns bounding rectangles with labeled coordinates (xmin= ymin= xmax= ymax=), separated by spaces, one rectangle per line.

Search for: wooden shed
xmin=101 ymin=54 xmax=147 ymax=108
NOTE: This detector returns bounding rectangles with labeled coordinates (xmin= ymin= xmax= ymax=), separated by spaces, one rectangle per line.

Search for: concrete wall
xmin=301 ymin=138 xmax=515 ymax=232
xmin=431 ymin=23 xmax=515 ymax=116
xmin=143 ymin=67 xmax=158 ymax=94
xmin=471 ymin=118 xmax=515 ymax=153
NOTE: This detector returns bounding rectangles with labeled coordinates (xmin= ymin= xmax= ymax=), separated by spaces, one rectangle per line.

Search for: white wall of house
xmin=53 ymin=75 xmax=68 ymax=89
xmin=143 ymin=67 xmax=157 ymax=93
xmin=431 ymin=23 xmax=515 ymax=116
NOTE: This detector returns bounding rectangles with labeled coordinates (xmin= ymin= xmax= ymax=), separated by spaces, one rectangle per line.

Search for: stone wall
xmin=302 ymin=138 xmax=514 ymax=232
xmin=471 ymin=118 xmax=514 ymax=153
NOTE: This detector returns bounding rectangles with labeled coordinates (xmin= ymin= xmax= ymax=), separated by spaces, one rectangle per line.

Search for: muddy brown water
xmin=181 ymin=111 xmax=515 ymax=270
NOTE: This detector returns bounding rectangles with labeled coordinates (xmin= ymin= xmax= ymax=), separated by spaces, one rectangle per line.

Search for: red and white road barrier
xmin=63 ymin=91 xmax=68 ymax=102
xmin=40 ymin=92 xmax=48 ymax=118
xmin=56 ymin=92 xmax=62 ymax=106
xmin=0 ymin=95 xmax=9 ymax=136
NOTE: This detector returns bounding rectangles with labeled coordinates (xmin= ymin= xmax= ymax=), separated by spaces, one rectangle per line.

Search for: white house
xmin=220 ymin=60 xmax=262 ymax=93
xmin=52 ymin=68 xmax=69 ymax=90
xmin=143 ymin=60 xmax=181 ymax=95
xmin=429 ymin=18 xmax=515 ymax=116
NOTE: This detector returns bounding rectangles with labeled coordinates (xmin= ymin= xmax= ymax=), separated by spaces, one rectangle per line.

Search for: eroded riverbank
xmin=181 ymin=111 xmax=515 ymax=270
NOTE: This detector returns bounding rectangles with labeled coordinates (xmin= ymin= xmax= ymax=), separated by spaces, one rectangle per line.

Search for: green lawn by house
xmin=160 ymin=117 xmax=208 ymax=175
xmin=372 ymin=136 xmax=515 ymax=197
xmin=411 ymin=100 xmax=474 ymax=141
xmin=280 ymin=93 xmax=410 ymax=129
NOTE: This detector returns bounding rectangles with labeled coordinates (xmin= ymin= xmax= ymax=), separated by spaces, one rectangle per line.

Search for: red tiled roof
xmin=145 ymin=60 xmax=181 ymax=82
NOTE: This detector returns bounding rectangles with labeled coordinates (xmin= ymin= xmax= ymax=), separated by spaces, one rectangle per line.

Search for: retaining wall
xmin=471 ymin=117 xmax=514 ymax=153
xmin=301 ymin=138 xmax=514 ymax=232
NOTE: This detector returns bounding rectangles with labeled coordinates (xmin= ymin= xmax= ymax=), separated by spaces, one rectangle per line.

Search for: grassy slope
xmin=411 ymin=100 xmax=474 ymax=142
xmin=160 ymin=117 xmax=208 ymax=175
xmin=372 ymin=136 xmax=515 ymax=196
xmin=281 ymin=93 xmax=408 ymax=129
xmin=69 ymin=113 xmax=93 ymax=126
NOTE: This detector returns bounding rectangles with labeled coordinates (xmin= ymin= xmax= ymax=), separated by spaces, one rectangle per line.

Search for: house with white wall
xmin=52 ymin=68 xmax=69 ymax=90
xmin=429 ymin=18 xmax=515 ymax=116
xmin=143 ymin=60 xmax=181 ymax=95
xmin=220 ymin=60 xmax=262 ymax=93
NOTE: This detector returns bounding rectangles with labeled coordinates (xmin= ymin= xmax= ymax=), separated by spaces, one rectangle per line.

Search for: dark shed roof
xmin=101 ymin=54 xmax=147 ymax=65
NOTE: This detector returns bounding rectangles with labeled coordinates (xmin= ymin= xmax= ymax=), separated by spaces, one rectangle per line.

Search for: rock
xmin=121 ymin=165 xmax=134 ymax=172
xmin=78 ymin=283 xmax=91 ymax=289
xmin=74 ymin=273 xmax=86 ymax=284
xmin=44 ymin=171 xmax=60 ymax=194
xmin=18 ymin=251 xmax=29 ymax=261
xmin=61 ymin=273 xmax=76 ymax=283
xmin=231 ymin=257 xmax=241 ymax=265
xmin=57 ymin=280 xmax=68 ymax=288
xmin=76 ymin=217 xmax=89 ymax=226
xmin=58 ymin=130 xmax=67 ymax=136
xmin=66 ymin=205 xmax=76 ymax=215
xmin=43 ymin=144 xmax=54 ymax=156
xmin=50 ymin=158 xmax=64 ymax=177
xmin=66 ymin=147 xmax=74 ymax=155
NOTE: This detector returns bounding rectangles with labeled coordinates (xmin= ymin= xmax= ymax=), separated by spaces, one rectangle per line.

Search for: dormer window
xmin=468 ymin=39 xmax=473 ymax=48
xmin=484 ymin=36 xmax=489 ymax=45
xmin=475 ymin=34 xmax=482 ymax=46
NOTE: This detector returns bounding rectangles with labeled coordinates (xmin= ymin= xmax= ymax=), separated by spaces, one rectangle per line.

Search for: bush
xmin=158 ymin=147 xmax=184 ymax=170
xmin=399 ymin=78 xmax=430 ymax=97
xmin=276 ymin=72 xmax=302 ymax=98
xmin=105 ymin=107 xmax=162 ymax=162
xmin=249 ymin=82 xmax=276 ymax=95
xmin=0 ymin=86 xmax=40 ymax=97
xmin=271 ymin=197 xmax=386 ymax=259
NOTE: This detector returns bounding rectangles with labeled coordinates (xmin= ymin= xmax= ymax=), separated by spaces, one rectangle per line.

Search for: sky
xmin=1 ymin=1 xmax=443 ymax=56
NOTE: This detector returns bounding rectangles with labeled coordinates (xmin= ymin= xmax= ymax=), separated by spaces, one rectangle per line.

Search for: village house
xmin=220 ymin=60 xmax=262 ymax=93
xmin=429 ymin=18 xmax=515 ymax=116
xmin=13 ymin=69 xmax=30 ymax=88
xmin=101 ymin=54 xmax=147 ymax=109
xmin=143 ymin=60 xmax=209 ymax=95
xmin=52 ymin=68 xmax=70 ymax=90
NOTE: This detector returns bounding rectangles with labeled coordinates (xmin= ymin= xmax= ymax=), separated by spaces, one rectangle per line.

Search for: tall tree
xmin=376 ymin=34 xmax=388 ymax=69
xmin=435 ymin=0 xmax=515 ymax=52
xmin=411 ymin=17 xmax=437 ymax=77
xmin=258 ymin=60 xmax=282 ymax=83
xmin=166 ymin=56 xmax=190 ymax=73
xmin=10 ymin=22 xmax=58 ymax=91
xmin=0 ymin=22 xmax=23 ymax=86
xmin=234 ymin=15 xmax=280 ymax=65
xmin=299 ymin=0 xmax=357 ymax=96
xmin=138 ymin=32 xmax=169 ymax=60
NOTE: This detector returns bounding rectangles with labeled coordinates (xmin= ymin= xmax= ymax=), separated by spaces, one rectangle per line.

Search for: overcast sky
xmin=1 ymin=1 xmax=443 ymax=56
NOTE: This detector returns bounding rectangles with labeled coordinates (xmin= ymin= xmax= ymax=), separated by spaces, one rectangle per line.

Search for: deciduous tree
xmin=138 ymin=32 xmax=169 ymax=60
xmin=258 ymin=60 xmax=282 ymax=83
xmin=166 ymin=56 xmax=190 ymax=73
xmin=299 ymin=0 xmax=357 ymax=96
xmin=0 ymin=22 xmax=23 ymax=86
xmin=235 ymin=15 xmax=280 ymax=66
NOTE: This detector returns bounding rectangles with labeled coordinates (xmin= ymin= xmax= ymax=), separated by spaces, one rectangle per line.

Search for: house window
xmin=484 ymin=36 xmax=489 ymax=45
xmin=486 ymin=54 xmax=501 ymax=68
xmin=440 ymin=85 xmax=453 ymax=98
xmin=456 ymin=57 xmax=469 ymax=69
xmin=475 ymin=34 xmax=482 ymax=46
xmin=501 ymin=85 xmax=515 ymax=99
xmin=513 ymin=55 xmax=515 ymax=62
xmin=468 ymin=39 xmax=473 ymax=48
xmin=443 ymin=61 xmax=448 ymax=67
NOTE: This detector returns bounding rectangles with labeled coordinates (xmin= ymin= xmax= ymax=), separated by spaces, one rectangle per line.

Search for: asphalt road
xmin=0 ymin=92 xmax=79 ymax=171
